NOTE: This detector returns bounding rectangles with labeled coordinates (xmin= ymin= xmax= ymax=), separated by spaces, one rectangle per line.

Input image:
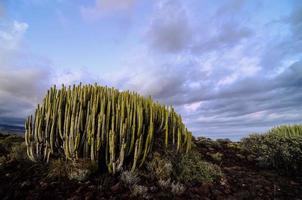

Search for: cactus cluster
xmin=25 ymin=84 xmax=192 ymax=173
xmin=268 ymin=124 xmax=302 ymax=137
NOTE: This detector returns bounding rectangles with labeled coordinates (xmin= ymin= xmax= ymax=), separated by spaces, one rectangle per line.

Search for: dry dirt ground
xmin=1 ymin=135 xmax=301 ymax=200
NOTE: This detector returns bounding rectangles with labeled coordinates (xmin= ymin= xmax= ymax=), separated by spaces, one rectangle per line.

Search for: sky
xmin=0 ymin=0 xmax=301 ymax=140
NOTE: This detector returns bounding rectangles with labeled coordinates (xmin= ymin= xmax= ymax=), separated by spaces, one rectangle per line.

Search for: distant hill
xmin=0 ymin=124 xmax=24 ymax=135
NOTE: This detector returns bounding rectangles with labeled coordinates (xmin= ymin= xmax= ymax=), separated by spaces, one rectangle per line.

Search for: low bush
xmin=47 ymin=159 xmax=68 ymax=179
xmin=176 ymin=149 xmax=223 ymax=185
xmin=120 ymin=170 xmax=140 ymax=186
xmin=146 ymin=148 xmax=222 ymax=187
xmin=0 ymin=135 xmax=24 ymax=157
xmin=241 ymin=124 xmax=302 ymax=175
xmin=209 ymin=152 xmax=223 ymax=162
xmin=9 ymin=142 xmax=27 ymax=161
xmin=131 ymin=184 xmax=149 ymax=198
xmin=67 ymin=159 xmax=98 ymax=181
xmin=170 ymin=182 xmax=186 ymax=195
xmin=158 ymin=178 xmax=171 ymax=190
xmin=146 ymin=152 xmax=173 ymax=180
xmin=47 ymin=158 xmax=97 ymax=181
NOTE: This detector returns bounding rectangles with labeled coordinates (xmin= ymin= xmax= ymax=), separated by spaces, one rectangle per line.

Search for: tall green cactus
xmin=25 ymin=84 xmax=192 ymax=174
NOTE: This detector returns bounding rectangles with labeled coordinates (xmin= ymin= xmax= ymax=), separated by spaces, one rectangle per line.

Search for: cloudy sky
xmin=0 ymin=0 xmax=301 ymax=140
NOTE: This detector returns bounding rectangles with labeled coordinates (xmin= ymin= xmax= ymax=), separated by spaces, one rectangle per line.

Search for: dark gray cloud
xmin=146 ymin=0 xmax=254 ymax=55
xmin=289 ymin=5 xmax=302 ymax=42
xmin=177 ymin=60 xmax=302 ymax=139
xmin=0 ymin=2 xmax=4 ymax=18
xmin=111 ymin=1 xmax=302 ymax=140
xmin=0 ymin=67 xmax=50 ymax=121
xmin=146 ymin=0 xmax=192 ymax=53
xmin=81 ymin=0 xmax=137 ymax=21
xmin=192 ymin=24 xmax=253 ymax=54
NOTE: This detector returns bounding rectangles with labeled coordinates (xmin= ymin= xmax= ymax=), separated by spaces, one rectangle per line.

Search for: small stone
xmin=211 ymin=189 xmax=224 ymax=197
xmin=255 ymin=184 xmax=262 ymax=190
xmin=233 ymin=190 xmax=250 ymax=199
xmin=76 ymin=185 xmax=86 ymax=193
xmin=67 ymin=196 xmax=80 ymax=200
xmin=40 ymin=181 xmax=48 ymax=189
xmin=220 ymin=178 xmax=227 ymax=186
xmin=199 ymin=183 xmax=212 ymax=194
xmin=236 ymin=154 xmax=245 ymax=160
xmin=264 ymin=186 xmax=271 ymax=191
xmin=20 ymin=181 xmax=31 ymax=188
xmin=50 ymin=181 xmax=57 ymax=186
xmin=208 ymin=147 xmax=215 ymax=151
xmin=149 ymin=186 xmax=158 ymax=192
xmin=110 ymin=183 xmax=121 ymax=193
xmin=247 ymin=155 xmax=256 ymax=162
xmin=85 ymin=191 xmax=94 ymax=200
xmin=88 ymin=185 xmax=96 ymax=190
xmin=290 ymin=181 xmax=299 ymax=186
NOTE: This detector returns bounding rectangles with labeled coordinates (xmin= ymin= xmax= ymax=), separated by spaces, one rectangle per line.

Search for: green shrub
xmin=209 ymin=152 xmax=223 ymax=162
xmin=241 ymin=124 xmax=302 ymax=175
xmin=170 ymin=182 xmax=186 ymax=195
xmin=0 ymin=135 xmax=24 ymax=156
xmin=25 ymin=84 xmax=192 ymax=174
xmin=0 ymin=155 xmax=6 ymax=164
xmin=146 ymin=152 xmax=173 ymax=180
xmin=47 ymin=159 xmax=68 ymax=179
xmin=158 ymin=179 xmax=186 ymax=195
xmin=120 ymin=170 xmax=140 ymax=186
xmin=177 ymin=149 xmax=223 ymax=185
xmin=131 ymin=184 xmax=149 ymax=198
xmin=47 ymin=158 xmax=97 ymax=181
xmin=9 ymin=142 xmax=27 ymax=161
xmin=158 ymin=178 xmax=171 ymax=190
xmin=67 ymin=159 xmax=97 ymax=181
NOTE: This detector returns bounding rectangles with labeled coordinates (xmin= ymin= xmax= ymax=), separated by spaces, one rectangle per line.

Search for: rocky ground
xmin=0 ymin=134 xmax=301 ymax=200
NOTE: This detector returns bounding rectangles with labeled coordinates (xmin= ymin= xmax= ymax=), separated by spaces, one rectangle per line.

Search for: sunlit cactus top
xmin=267 ymin=125 xmax=302 ymax=137
xmin=25 ymin=84 xmax=192 ymax=174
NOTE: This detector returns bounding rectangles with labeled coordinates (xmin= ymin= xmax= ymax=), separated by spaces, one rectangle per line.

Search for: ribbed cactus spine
xmin=25 ymin=84 xmax=192 ymax=174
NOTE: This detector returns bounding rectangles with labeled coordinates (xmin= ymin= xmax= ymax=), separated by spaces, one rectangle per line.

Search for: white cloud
xmin=0 ymin=21 xmax=28 ymax=53
xmin=52 ymin=68 xmax=98 ymax=86
xmin=145 ymin=0 xmax=192 ymax=53
xmin=184 ymin=101 xmax=202 ymax=112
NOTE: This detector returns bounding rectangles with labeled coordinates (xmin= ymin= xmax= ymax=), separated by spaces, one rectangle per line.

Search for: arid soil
xmin=0 ymin=135 xmax=301 ymax=200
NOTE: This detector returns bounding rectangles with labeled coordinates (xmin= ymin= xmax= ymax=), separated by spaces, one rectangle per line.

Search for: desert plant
xmin=0 ymin=155 xmax=6 ymax=164
xmin=131 ymin=184 xmax=149 ymax=198
xmin=158 ymin=178 xmax=171 ymax=190
xmin=157 ymin=179 xmax=186 ymax=195
xmin=0 ymin=135 xmax=24 ymax=156
xmin=25 ymin=84 xmax=192 ymax=174
xmin=241 ymin=124 xmax=302 ymax=175
xmin=67 ymin=159 xmax=97 ymax=181
xmin=120 ymin=170 xmax=140 ymax=186
xmin=170 ymin=182 xmax=186 ymax=195
xmin=177 ymin=149 xmax=223 ymax=185
xmin=47 ymin=159 xmax=68 ymax=179
xmin=267 ymin=124 xmax=302 ymax=137
xmin=146 ymin=152 xmax=173 ymax=180
xmin=47 ymin=158 xmax=97 ymax=181
xmin=9 ymin=142 xmax=27 ymax=161
xmin=209 ymin=152 xmax=223 ymax=162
